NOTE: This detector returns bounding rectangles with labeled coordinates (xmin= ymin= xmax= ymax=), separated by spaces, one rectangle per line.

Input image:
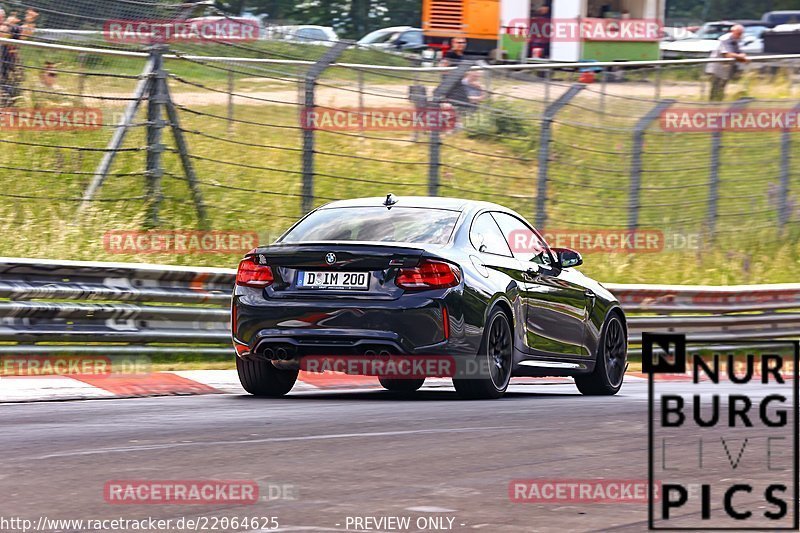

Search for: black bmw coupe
xmin=232 ymin=195 xmax=627 ymax=399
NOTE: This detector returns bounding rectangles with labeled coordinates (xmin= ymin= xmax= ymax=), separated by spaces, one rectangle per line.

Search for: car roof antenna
xmin=384 ymin=193 xmax=398 ymax=208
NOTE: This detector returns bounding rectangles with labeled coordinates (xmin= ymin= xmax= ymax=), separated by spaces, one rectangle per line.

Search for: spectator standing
xmin=530 ymin=4 xmax=551 ymax=58
xmin=0 ymin=11 xmax=22 ymax=106
xmin=441 ymin=37 xmax=466 ymax=66
xmin=0 ymin=8 xmax=36 ymax=106
xmin=22 ymin=8 xmax=38 ymax=39
xmin=706 ymin=24 xmax=749 ymax=101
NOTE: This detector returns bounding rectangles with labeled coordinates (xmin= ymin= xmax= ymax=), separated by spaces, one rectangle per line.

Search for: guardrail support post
xmin=707 ymin=98 xmax=752 ymax=238
xmin=629 ymin=99 xmax=674 ymax=230
xmin=301 ymin=42 xmax=349 ymax=215
xmin=145 ymin=45 xmax=167 ymax=227
xmin=536 ymin=83 xmax=584 ymax=229
xmin=428 ymin=61 xmax=473 ymax=197
xmin=778 ymin=103 xmax=800 ymax=230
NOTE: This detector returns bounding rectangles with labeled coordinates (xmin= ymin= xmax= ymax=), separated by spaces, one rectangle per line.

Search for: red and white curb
xmin=0 ymin=371 xmax=624 ymax=403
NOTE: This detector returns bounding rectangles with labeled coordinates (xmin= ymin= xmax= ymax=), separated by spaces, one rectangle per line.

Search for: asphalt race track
xmin=1 ymin=380 xmax=794 ymax=532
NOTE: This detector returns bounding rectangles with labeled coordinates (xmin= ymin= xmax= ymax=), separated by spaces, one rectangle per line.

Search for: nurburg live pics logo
xmin=644 ymin=333 xmax=799 ymax=530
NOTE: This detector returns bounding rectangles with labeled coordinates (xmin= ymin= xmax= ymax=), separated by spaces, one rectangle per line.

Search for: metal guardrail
xmin=0 ymin=258 xmax=797 ymax=355
xmin=607 ymin=283 xmax=800 ymax=341
xmin=0 ymin=257 xmax=232 ymax=355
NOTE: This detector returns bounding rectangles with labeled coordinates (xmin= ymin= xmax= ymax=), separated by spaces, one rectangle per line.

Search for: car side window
xmin=402 ymin=31 xmax=423 ymax=45
xmin=490 ymin=212 xmax=553 ymax=266
xmin=297 ymin=28 xmax=326 ymax=41
xmin=470 ymin=213 xmax=513 ymax=257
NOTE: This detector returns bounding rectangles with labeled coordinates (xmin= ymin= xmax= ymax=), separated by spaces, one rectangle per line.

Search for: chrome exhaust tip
xmin=263 ymin=347 xmax=275 ymax=359
xmin=364 ymin=349 xmax=376 ymax=356
xmin=276 ymin=347 xmax=288 ymax=359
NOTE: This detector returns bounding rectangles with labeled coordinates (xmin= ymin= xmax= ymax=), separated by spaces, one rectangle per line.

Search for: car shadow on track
xmin=228 ymin=388 xmax=584 ymax=402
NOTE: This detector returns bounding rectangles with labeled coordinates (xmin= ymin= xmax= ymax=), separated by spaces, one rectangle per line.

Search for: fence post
xmin=428 ymin=61 xmax=474 ymax=196
xmin=484 ymin=66 xmax=492 ymax=103
xmin=357 ymin=69 xmax=365 ymax=133
xmin=227 ymin=68 xmax=234 ymax=133
xmin=654 ymin=65 xmax=662 ymax=100
xmin=301 ymin=42 xmax=348 ymax=215
xmin=599 ymin=69 xmax=607 ymax=115
xmin=81 ymin=54 xmax=155 ymax=212
xmin=536 ymin=84 xmax=584 ymax=229
xmin=544 ymin=68 xmax=551 ymax=104
xmin=76 ymin=53 xmax=87 ymax=106
xmin=707 ymin=98 xmax=752 ymax=237
xmin=145 ymin=45 xmax=167 ymax=227
xmin=778 ymin=103 xmax=800 ymax=230
xmin=628 ymin=100 xmax=674 ymax=230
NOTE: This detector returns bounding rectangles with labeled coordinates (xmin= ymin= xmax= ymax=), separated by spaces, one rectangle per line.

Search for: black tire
xmin=236 ymin=356 xmax=298 ymax=397
xmin=453 ymin=307 xmax=513 ymax=400
xmin=379 ymin=377 xmax=425 ymax=392
xmin=575 ymin=313 xmax=627 ymax=396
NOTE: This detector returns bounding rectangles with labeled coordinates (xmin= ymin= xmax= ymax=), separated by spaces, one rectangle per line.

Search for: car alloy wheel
xmin=603 ymin=316 xmax=626 ymax=388
xmin=487 ymin=312 xmax=513 ymax=391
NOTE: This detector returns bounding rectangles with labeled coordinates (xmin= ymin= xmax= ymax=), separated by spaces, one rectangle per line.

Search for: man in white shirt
xmin=705 ymin=25 xmax=750 ymax=101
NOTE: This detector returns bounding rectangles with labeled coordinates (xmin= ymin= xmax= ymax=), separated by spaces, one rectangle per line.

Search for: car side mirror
xmin=553 ymin=247 xmax=583 ymax=268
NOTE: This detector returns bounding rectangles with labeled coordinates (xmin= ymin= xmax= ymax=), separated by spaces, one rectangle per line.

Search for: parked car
xmin=232 ymin=195 xmax=628 ymax=399
xmin=761 ymin=11 xmax=800 ymax=26
xmin=270 ymin=25 xmax=338 ymax=46
xmin=357 ymin=26 xmax=425 ymax=52
xmin=764 ymin=23 xmax=800 ymax=54
xmin=661 ymin=20 xmax=772 ymax=58
xmin=185 ymin=16 xmax=263 ymax=40
xmin=660 ymin=26 xmax=697 ymax=42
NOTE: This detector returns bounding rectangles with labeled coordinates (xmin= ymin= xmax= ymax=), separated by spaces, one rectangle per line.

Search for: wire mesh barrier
xmin=0 ymin=0 xmax=799 ymax=285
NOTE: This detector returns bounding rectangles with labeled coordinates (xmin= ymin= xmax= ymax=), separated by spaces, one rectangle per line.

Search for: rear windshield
xmin=279 ymin=207 xmax=460 ymax=245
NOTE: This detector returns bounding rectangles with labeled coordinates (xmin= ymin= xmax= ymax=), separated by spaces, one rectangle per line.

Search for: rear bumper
xmin=232 ymin=289 xmax=472 ymax=357
xmin=251 ymin=329 xmax=448 ymax=357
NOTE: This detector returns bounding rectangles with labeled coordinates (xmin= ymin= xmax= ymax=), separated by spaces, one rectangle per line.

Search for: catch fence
xmin=0 ymin=0 xmax=799 ymax=284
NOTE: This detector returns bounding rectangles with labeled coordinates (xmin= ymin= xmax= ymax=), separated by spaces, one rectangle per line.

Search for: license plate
xmin=297 ymin=271 xmax=369 ymax=290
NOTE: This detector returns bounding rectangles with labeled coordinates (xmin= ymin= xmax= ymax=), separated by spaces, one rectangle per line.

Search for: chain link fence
xmin=1 ymin=0 xmax=799 ymax=284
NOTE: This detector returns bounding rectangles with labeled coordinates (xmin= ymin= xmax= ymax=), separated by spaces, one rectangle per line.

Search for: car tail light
xmin=236 ymin=257 xmax=274 ymax=288
xmin=395 ymin=259 xmax=461 ymax=290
